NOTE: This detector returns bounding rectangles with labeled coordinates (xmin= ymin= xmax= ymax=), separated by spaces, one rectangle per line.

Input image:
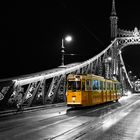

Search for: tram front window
xmin=68 ymin=81 xmax=81 ymax=91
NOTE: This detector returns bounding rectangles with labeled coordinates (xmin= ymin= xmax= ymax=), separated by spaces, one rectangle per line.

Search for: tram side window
xmin=114 ymin=83 xmax=116 ymax=90
xmin=109 ymin=82 xmax=112 ymax=90
xmin=106 ymin=82 xmax=108 ymax=90
xmin=98 ymin=81 xmax=100 ymax=90
xmin=112 ymin=83 xmax=114 ymax=90
xmin=104 ymin=82 xmax=106 ymax=90
xmin=85 ymin=80 xmax=91 ymax=90
xmin=92 ymin=80 xmax=100 ymax=90
xmin=116 ymin=83 xmax=118 ymax=90
xmin=117 ymin=83 xmax=121 ymax=90
xmin=110 ymin=82 xmax=112 ymax=90
xmin=107 ymin=82 xmax=110 ymax=90
xmin=110 ymin=83 xmax=113 ymax=90
xmin=113 ymin=83 xmax=115 ymax=90
xmin=100 ymin=81 xmax=103 ymax=90
xmin=82 ymin=81 xmax=85 ymax=90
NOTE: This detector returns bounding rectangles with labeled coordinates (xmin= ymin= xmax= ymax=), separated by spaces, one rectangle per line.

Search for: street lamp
xmin=133 ymin=76 xmax=137 ymax=82
xmin=128 ymin=71 xmax=132 ymax=74
xmin=61 ymin=35 xmax=72 ymax=66
xmin=65 ymin=35 xmax=72 ymax=42
xmin=107 ymin=57 xmax=112 ymax=61
xmin=128 ymin=71 xmax=132 ymax=81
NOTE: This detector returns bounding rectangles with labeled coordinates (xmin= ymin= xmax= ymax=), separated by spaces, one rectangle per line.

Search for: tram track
xmin=13 ymin=100 xmax=126 ymax=139
xmin=16 ymin=97 xmax=134 ymax=139
xmin=44 ymin=95 xmax=140 ymax=140
xmin=0 ymin=106 xmax=68 ymax=129
xmin=0 ymin=102 xmax=66 ymax=118
xmin=0 ymin=95 xmax=138 ymax=140
xmin=5 ymin=102 xmax=119 ymax=138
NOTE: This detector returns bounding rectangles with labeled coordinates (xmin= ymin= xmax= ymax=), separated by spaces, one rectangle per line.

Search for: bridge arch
xmin=117 ymin=36 xmax=140 ymax=50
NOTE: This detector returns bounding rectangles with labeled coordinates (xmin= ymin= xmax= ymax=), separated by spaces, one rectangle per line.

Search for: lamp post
xmin=105 ymin=57 xmax=112 ymax=79
xmin=128 ymin=71 xmax=132 ymax=81
xmin=133 ymin=76 xmax=137 ymax=83
xmin=108 ymin=57 xmax=112 ymax=79
xmin=133 ymin=76 xmax=137 ymax=92
xmin=61 ymin=35 xmax=72 ymax=66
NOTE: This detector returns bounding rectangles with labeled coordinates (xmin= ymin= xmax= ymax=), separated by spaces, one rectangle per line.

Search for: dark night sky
xmin=0 ymin=0 xmax=140 ymax=79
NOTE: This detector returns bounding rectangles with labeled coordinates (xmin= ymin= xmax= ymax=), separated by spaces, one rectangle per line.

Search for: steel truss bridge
xmin=0 ymin=0 xmax=140 ymax=109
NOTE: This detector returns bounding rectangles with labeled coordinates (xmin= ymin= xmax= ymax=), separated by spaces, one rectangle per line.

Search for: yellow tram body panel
xmin=66 ymin=74 xmax=121 ymax=107
xmin=67 ymin=91 xmax=82 ymax=105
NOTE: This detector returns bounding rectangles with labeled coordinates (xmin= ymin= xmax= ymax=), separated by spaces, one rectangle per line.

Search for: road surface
xmin=0 ymin=93 xmax=140 ymax=140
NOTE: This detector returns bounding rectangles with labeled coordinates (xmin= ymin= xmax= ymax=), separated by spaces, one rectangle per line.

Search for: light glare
xmin=108 ymin=57 xmax=112 ymax=61
xmin=65 ymin=36 xmax=72 ymax=42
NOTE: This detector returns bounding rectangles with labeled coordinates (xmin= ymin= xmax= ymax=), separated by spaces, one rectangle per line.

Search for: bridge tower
xmin=110 ymin=0 xmax=118 ymax=40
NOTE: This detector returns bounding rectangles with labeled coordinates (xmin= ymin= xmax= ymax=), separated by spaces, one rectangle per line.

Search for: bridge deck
xmin=0 ymin=94 xmax=140 ymax=140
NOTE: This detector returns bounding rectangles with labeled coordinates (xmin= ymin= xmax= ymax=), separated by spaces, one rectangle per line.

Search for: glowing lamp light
xmin=119 ymin=50 xmax=122 ymax=54
xmin=128 ymin=71 xmax=132 ymax=74
xmin=107 ymin=57 xmax=112 ymax=61
xmin=65 ymin=35 xmax=72 ymax=42
xmin=126 ymin=90 xmax=132 ymax=96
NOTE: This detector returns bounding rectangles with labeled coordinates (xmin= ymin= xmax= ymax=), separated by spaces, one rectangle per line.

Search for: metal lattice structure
xmin=0 ymin=0 xmax=139 ymax=109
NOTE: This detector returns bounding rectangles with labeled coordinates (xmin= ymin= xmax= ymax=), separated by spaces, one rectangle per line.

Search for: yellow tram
xmin=66 ymin=74 xmax=121 ymax=107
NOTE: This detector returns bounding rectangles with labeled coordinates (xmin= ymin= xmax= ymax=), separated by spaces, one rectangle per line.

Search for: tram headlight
xmin=72 ymin=97 xmax=76 ymax=101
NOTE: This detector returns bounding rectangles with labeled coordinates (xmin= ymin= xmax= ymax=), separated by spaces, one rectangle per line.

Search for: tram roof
xmin=67 ymin=74 xmax=119 ymax=82
xmin=68 ymin=74 xmax=104 ymax=79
